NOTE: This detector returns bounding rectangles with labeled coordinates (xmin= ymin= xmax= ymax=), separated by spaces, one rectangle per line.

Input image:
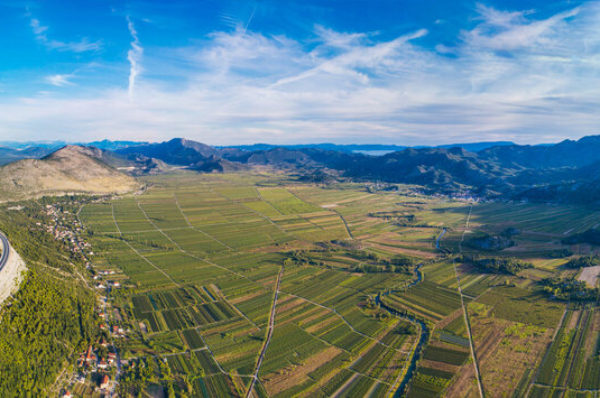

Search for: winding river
xmin=376 ymin=228 xmax=446 ymax=397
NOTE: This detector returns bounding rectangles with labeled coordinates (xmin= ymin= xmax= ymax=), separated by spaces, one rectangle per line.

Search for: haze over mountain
xmin=0 ymin=146 xmax=57 ymax=166
xmin=221 ymin=141 xmax=516 ymax=155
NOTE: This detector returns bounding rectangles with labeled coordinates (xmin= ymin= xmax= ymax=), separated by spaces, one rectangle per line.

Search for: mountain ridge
xmin=4 ymin=135 xmax=600 ymax=204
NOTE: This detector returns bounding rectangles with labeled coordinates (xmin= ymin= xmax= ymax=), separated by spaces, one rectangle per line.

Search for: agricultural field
xmin=75 ymin=171 xmax=600 ymax=397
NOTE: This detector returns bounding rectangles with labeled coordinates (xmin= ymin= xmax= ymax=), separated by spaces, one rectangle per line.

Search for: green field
xmin=68 ymin=172 xmax=600 ymax=397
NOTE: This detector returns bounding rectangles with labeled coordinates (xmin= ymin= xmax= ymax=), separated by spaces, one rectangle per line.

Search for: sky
xmin=0 ymin=0 xmax=598 ymax=145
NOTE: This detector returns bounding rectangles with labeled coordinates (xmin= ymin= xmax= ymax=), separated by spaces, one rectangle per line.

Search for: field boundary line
xmin=525 ymin=307 xmax=569 ymax=396
xmin=97 ymin=226 xmax=194 ymax=234
xmin=286 ymin=186 xmax=353 ymax=239
xmin=197 ymin=334 xmax=228 ymax=375
xmin=111 ymin=203 xmax=122 ymax=235
xmin=173 ymin=193 xmax=234 ymax=250
xmin=560 ymin=307 xmax=590 ymax=394
xmin=246 ymin=265 xmax=284 ymax=398
xmin=111 ymin=203 xmax=181 ymax=287
xmin=136 ymin=201 xmax=186 ymax=252
xmin=254 ymin=187 xmax=283 ymax=215
xmin=453 ymin=205 xmax=485 ymax=398
xmin=333 ymin=209 xmax=354 ymax=239
xmin=137 ymin=200 xmax=261 ymax=330
xmin=76 ymin=203 xmax=86 ymax=229
xmin=282 ymin=292 xmax=406 ymax=354
xmin=210 ymin=187 xmax=292 ymax=238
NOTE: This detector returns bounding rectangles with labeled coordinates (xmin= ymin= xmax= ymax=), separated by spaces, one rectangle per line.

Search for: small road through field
xmin=173 ymin=194 xmax=233 ymax=250
xmin=115 ymin=192 xmax=444 ymax=397
xmin=333 ymin=209 xmax=353 ymax=239
xmin=452 ymin=205 xmax=485 ymax=398
xmin=111 ymin=203 xmax=181 ymax=288
xmin=245 ymin=265 xmax=284 ymax=398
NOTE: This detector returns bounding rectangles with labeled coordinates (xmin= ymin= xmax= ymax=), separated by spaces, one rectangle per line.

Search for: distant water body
xmin=352 ymin=150 xmax=394 ymax=156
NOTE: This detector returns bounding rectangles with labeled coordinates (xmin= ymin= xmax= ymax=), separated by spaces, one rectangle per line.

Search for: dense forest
xmin=562 ymin=228 xmax=600 ymax=246
xmin=460 ymin=255 xmax=533 ymax=275
xmin=541 ymin=277 xmax=599 ymax=301
xmin=564 ymin=255 xmax=600 ymax=269
xmin=284 ymin=245 xmax=416 ymax=274
xmin=0 ymin=199 xmax=97 ymax=396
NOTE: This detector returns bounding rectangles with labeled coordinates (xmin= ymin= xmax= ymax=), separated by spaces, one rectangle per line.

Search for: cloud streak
xmin=28 ymin=16 xmax=101 ymax=52
xmin=127 ymin=16 xmax=143 ymax=99
xmin=45 ymin=74 xmax=73 ymax=86
xmin=5 ymin=3 xmax=600 ymax=145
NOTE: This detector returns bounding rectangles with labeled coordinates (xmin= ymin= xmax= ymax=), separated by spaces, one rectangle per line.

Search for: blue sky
xmin=0 ymin=0 xmax=596 ymax=145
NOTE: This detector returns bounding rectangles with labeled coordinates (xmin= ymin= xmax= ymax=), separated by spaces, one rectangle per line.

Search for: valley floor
xmin=7 ymin=170 xmax=600 ymax=397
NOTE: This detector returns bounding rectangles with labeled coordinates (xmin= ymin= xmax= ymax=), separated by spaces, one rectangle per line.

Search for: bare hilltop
xmin=0 ymin=145 xmax=140 ymax=202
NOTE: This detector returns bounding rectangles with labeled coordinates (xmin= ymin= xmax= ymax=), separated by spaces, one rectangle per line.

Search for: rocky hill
xmin=0 ymin=145 xmax=140 ymax=201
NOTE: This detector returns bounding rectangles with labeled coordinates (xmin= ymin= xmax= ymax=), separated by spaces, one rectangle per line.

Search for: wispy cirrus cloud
xmin=28 ymin=15 xmax=101 ymax=52
xmin=313 ymin=25 xmax=368 ymax=50
xmin=4 ymin=3 xmax=600 ymax=145
xmin=462 ymin=3 xmax=580 ymax=51
xmin=45 ymin=74 xmax=74 ymax=86
xmin=29 ymin=18 xmax=47 ymax=35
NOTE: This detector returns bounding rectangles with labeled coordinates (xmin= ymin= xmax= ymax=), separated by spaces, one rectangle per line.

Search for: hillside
xmin=116 ymin=138 xmax=219 ymax=165
xmin=220 ymin=140 xmax=515 ymax=154
xmin=0 ymin=145 xmax=140 ymax=201
xmin=223 ymin=146 xmax=507 ymax=193
xmin=479 ymin=136 xmax=600 ymax=169
xmin=6 ymin=135 xmax=600 ymax=203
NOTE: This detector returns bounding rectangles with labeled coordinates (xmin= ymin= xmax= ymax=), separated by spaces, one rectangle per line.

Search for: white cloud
xmin=474 ymin=4 xmax=531 ymax=28
xmin=45 ymin=74 xmax=73 ymax=87
xmin=30 ymin=18 xmax=47 ymax=35
xmin=463 ymin=5 xmax=579 ymax=51
xmin=127 ymin=16 xmax=143 ymax=99
xmin=4 ymin=3 xmax=600 ymax=145
xmin=313 ymin=25 xmax=367 ymax=49
xmin=28 ymin=15 xmax=101 ymax=53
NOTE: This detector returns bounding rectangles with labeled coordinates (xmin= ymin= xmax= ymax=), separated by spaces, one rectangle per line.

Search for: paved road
xmin=0 ymin=232 xmax=9 ymax=272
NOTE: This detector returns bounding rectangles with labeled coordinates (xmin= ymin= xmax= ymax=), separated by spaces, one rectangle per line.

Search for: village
xmin=42 ymin=201 xmax=132 ymax=398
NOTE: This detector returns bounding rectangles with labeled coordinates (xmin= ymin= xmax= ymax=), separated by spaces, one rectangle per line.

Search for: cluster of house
xmin=67 ymin=342 xmax=116 ymax=396
xmin=95 ymin=280 xmax=121 ymax=290
xmin=98 ymin=323 xmax=127 ymax=338
xmin=44 ymin=204 xmax=93 ymax=257
xmin=42 ymin=200 xmax=130 ymax=396
xmin=92 ymin=268 xmax=125 ymax=291
xmin=450 ymin=192 xmax=480 ymax=202
xmin=61 ymin=373 xmax=110 ymax=398
xmin=76 ymin=342 xmax=118 ymax=370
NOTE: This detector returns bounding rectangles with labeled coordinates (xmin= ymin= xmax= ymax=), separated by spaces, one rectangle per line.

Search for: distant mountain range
xmin=219 ymin=141 xmax=515 ymax=154
xmin=0 ymin=140 xmax=149 ymax=166
xmin=3 ymin=136 xmax=600 ymax=204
